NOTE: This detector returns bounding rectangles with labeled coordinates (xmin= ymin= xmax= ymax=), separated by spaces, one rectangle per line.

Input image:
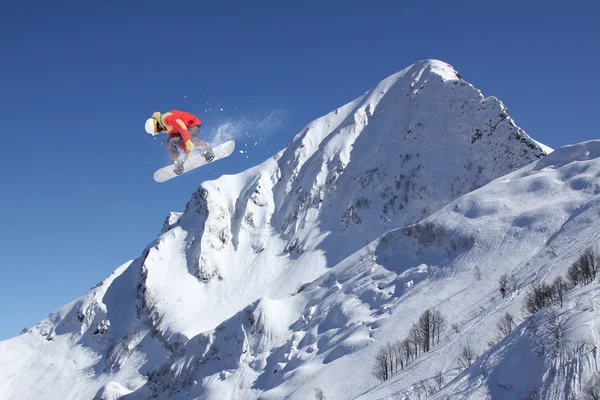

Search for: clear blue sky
xmin=0 ymin=0 xmax=597 ymax=340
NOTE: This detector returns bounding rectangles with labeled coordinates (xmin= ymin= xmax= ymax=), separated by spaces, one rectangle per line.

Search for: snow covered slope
xmin=0 ymin=59 xmax=553 ymax=400
xmin=357 ymin=140 xmax=600 ymax=400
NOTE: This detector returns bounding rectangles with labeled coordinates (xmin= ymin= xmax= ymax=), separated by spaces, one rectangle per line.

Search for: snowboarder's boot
xmin=173 ymin=160 xmax=184 ymax=175
xmin=204 ymin=152 xmax=215 ymax=162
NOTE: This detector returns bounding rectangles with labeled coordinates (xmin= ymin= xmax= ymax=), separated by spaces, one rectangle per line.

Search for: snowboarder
xmin=145 ymin=110 xmax=215 ymax=174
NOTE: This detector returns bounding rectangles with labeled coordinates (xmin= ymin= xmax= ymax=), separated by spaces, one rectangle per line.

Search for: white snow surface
xmin=9 ymin=59 xmax=599 ymax=400
xmin=94 ymin=382 xmax=133 ymax=400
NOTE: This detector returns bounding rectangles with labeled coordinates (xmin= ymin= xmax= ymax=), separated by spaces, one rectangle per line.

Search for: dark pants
xmin=166 ymin=126 xmax=212 ymax=162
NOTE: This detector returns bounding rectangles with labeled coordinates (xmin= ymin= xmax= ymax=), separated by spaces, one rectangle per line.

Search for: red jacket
xmin=159 ymin=110 xmax=202 ymax=142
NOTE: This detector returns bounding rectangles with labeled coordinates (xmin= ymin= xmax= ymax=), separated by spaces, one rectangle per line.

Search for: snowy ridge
xmin=0 ymin=59 xmax=562 ymax=400
xmin=0 ymin=261 xmax=154 ymax=399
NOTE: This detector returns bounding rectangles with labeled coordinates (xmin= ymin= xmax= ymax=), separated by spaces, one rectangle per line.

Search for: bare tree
xmin=373 ymin=345 xmax=391 ymax=382
xmin=414 ymin=221 xmax=446 ymax=246
xmin=487 ymin=337 xmax=499 ymax=349
xmin=552 ymin=276 xmax=566 ymax=307
xmin=372 ymin=341 xmax=407 ymax=382
xmin=432 ymin=309 xmax=446 ymax=345
xmin=388 ymin=341 xmax=400 ymax=375
xmin=417 ymin=310 xmax=433 ymax=352
xmin=567 ymin=247 xmax=600 ymax=286
xmin=582 ymin=248 xmax=599 ymax=281
xmin=373 ymin=309 xmax=447 ymax=382
xmin=458 ymin=343 xmax=479 ymax=368
xmin=401 ymin=338 xmax=414 ymax=364
xmin=408 ymin=324 xmax=421 ymax=358
xmin=567 ymin=261 xmax=582 ymax=286
xmin=452 ymin=322 xmax=460 ymax=333
xmin=524 ymin=283 xmax=555 ymax=315
xmin=392 ymin=341 xmax=405 ymax=371
xmin=314 ymin=388 xmax=326 ymax=400
xmin=497 ymin=312 xmax=516 ymax=337
xmin=416 ymin=309 xmax=446 ymax=353
xmin=433 ymin=370 xmax=445 ymax=391
xmin=499 ymin=274 xmax=509 ymax=298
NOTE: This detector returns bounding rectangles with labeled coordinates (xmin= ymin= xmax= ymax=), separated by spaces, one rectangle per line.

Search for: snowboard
xmin=153 ymin=140 xmax=235 ymax=183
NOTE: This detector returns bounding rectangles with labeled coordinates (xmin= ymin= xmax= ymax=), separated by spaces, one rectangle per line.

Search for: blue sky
xmin=0 ymin=0 xmax=597 ymax=340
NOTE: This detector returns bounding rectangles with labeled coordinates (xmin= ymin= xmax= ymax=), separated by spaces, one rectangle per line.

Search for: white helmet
xmin=145 ymin=118 xmax=158 ymax=135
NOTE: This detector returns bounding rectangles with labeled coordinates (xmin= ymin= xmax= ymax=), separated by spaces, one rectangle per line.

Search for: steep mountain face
xmin=0 ymin=60 xmax=551 ymax=400
xmin=260 ymin=59 xmax=545 ymax=268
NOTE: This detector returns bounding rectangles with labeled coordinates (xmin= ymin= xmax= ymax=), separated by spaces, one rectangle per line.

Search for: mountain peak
xmin=409 ymin=59 xmax=463 ymax=81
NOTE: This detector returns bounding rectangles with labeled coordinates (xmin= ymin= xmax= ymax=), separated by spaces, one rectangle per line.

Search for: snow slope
xmin=357 ymin=140 xmax=600 ymax=400
xmin=0 ymin=59 xmax=554 ymax=400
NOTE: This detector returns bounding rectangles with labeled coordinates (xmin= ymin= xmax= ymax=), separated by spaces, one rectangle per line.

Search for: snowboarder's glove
xmin=185 ymin=140 xmax=195 ymax=152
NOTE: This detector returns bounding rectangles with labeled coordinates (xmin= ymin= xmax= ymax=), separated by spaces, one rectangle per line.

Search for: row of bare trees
xmin=372 ymin=248 xmax=600 ymax=386
xmin=567 ymin=247 xmax=599 ymax=286
xmin=373 ymin=309 xmax=446 ymax=382
xmin=524 ymin=279 xmax=563 ymax=315
xmin=523 ymin=247 xmax=599 ymax=316
xmin=414 ymin=309 xmax=446 ymax=353
xmin=374 ymin=312 xmax=516 ymax=389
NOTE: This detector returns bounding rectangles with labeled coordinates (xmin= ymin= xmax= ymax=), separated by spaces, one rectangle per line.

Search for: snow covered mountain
xmin=2 ymin=59 xmax=579 ymax=400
